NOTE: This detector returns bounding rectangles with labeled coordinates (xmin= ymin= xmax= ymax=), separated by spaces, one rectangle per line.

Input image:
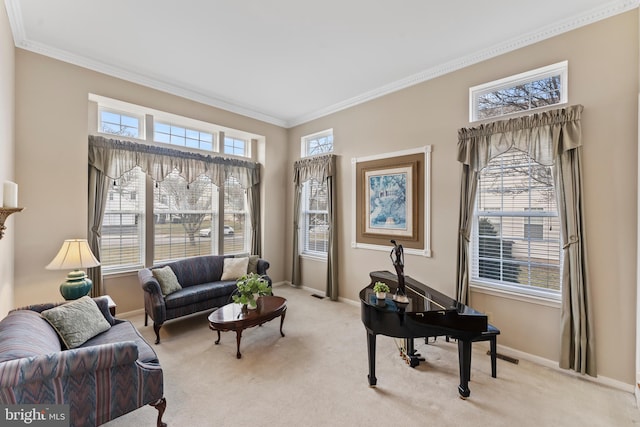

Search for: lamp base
xmin=60 ymin=270 xmax=93 ymax=300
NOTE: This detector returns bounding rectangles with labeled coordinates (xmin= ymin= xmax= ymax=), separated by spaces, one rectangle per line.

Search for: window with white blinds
xmin=153 ymin=171 xmax=217 ymax=263
xmin=223 ymin=177 xmax=249 ymax=254
xmin=472 ymin=149 xmax=562 ymax=294
xmin=101 ymin=167 xmax=146 ymax=270
xmin=302 ymin=178 xmax=329 ymax=255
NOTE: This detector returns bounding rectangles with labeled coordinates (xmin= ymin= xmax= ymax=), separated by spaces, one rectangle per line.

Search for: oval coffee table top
xmin=208 ymin=295 xmax=287 ymax=328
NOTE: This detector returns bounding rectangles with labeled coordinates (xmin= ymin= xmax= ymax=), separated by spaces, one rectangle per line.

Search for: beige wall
xmin=7 ymin=7 xmax=639 ymax=387
xmin=0 ymin=0 xmax=15 ymax=318
xmin=13 ymin=51 xmax=288 ymax=312
xmin=288 ymin=12 xmax=639 ymax=385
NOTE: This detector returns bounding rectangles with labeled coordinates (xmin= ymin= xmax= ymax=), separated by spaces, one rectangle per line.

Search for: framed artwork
xmin=352 ymin=146 xmax=431 ymax=257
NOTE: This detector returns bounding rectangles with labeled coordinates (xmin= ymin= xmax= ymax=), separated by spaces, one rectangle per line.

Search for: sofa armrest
xmin=0 ymin=341 xmax=164 ymax=425
xmin=257 ymin=259 xmax=270 ymax=275
xmin=139 ymin=268 xmax=162 ymax=295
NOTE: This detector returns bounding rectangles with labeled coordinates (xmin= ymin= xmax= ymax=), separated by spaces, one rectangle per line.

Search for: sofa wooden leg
xmin=145 ymin=313 xmax=148 ymax=327
xmin=153 ymin=323 xmax=162 ymax=344
xmin=150 ymin=397 xmax=167 ymax=427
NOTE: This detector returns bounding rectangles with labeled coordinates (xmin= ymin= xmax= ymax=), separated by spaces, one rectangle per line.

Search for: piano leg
xmin=457 ymin=339 xmax=472 ymax=398
xmin=367 ymin=331 xmax=377 ymax=387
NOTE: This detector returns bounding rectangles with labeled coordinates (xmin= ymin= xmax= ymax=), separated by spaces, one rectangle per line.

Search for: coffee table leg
xmin=235 ymin=330 xmax=243 ymax=359
xmin=215 ymin=330 xmax=221 ymax=345
xmin=279 ymin=310 xmax=286 ymax=337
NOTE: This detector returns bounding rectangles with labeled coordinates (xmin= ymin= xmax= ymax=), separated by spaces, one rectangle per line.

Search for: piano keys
xmin=360 ymin=271 xmax=490 ymax=398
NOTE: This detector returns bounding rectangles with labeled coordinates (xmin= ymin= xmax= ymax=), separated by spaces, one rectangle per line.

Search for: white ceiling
xmin=5 ymin=0 xmax=638 ymax=128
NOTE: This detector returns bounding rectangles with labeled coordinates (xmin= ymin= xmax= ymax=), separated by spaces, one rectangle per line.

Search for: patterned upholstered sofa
xmin=138 ymin=254 xmax=271 ymax=344
xmin=0 ymin=296 xmax=166 ymax=427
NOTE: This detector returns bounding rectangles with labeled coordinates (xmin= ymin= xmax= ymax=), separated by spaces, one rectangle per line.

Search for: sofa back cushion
xmin=166 ymin=255 xmax=227 ymax=287
xmin=0 ymin=310 xmax=62 ymax=363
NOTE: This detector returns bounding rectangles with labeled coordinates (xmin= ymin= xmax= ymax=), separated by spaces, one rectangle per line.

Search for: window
xmin=92 ymin=95 xmax=260 ymax=271
xmin=153 ymin=171 xmax=217 ymax=263
xmin=472 ymin=149 xmax=562 ymax=294
xmin=223 ymin=177 xmax=249 ymax=254
xmin=154 ymin=122 xmax=214 ymax=151
xmin=302 ymin=129 xmax=333 ymax=157
xmin=99 ymin=109 xmax=143 ymax=138
xmin=469 ymin=61 xmax=567 ymax=122
xmin=223 ymin=136 xmax=248 ymax=157
xmin=299 ymin=129 xmax=333 ymax=257
xmin=302 ymin=179 xmax=329 ymax=254
xmin=101 ymin=167 xmax=146 ymax=270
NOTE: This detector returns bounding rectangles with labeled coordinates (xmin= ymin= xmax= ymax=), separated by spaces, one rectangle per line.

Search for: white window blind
xmin=472 ymin=149 xmax=561 ymax=293
xmin=302 ymin=178 xmax=329 ymax=255
xmin=223 ymin=177 xmax=249 ymax=254
xmin=153 ymin=171 xmax=217 ymax=263
xmin=101 ymin=167 xmax=145 ymax=269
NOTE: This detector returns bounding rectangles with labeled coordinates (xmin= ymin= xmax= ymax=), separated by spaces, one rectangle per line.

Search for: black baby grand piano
xmin=360 ymin=270 xmax=489 ymax=398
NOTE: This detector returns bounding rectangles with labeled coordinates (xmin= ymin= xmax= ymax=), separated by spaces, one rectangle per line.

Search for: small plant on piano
xmin=373 ymin=281 xmax=390 ymax=299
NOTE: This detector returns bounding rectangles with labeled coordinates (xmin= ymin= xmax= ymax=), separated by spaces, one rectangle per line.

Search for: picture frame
xmin=352 ymin=146 xmax=431 ymax=257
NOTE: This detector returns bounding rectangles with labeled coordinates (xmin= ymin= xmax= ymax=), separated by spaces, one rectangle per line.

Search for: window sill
xmin=300 ymin=253 xmax=327 ymax=262
xmin=103 ymin=266 xmax=144 ymax=277
xmin=470 ymin=280 xmax=561 ymax=308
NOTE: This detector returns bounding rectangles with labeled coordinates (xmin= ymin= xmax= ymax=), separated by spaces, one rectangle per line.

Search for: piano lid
xmin=367 ymin=271 xmax=484 ymax=317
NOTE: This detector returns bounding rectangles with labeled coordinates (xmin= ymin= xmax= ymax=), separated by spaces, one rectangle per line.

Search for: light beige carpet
xmin=105 ymin=284 xmax=639 ymax=427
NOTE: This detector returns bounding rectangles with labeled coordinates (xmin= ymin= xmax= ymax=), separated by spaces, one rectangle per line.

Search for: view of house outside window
xmin=101 ymin=167 xmax=146 ymax=269
xmin=472 ymin=149 xmax=561 ymax=293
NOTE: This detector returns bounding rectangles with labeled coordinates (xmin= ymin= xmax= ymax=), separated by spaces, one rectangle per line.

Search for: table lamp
xmin=46 ymin=239 xmax=100 ymax=300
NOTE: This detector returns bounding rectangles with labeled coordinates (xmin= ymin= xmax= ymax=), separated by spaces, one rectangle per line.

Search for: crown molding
xmin=285 ymin=0 xmax=640 ymax=127
xmin=6 ymin=0 xmax=639 ymax=129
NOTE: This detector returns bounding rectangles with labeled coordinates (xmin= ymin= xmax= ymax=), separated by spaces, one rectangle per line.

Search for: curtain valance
xmin=457 ymin=105 xmax=583 ymax=170
xmin=88 ymin=135 xmax=260 ymax=188
xmin=293 ymin=154 xmax=336 ymax=185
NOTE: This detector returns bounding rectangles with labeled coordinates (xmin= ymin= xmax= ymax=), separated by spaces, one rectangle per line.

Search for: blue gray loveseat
xmin=138 ymin=254 xmax=271 ymax=344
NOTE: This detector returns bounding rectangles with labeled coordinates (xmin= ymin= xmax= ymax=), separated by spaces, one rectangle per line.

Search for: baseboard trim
xmin=493 ymin=345 xmax=634 ymax=394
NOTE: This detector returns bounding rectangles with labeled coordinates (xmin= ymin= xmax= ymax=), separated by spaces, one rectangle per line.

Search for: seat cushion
xmin=83 ymin=320 xmax=159 ymax=364
xmin=0 ymin=310 xmax=62 ymax=363
xmin=164 ymin=281 xmax=237 ymax=309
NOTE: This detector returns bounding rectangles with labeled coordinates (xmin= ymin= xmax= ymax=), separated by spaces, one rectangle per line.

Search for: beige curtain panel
xmin=456 ymin=105 xmax=595 ymax=376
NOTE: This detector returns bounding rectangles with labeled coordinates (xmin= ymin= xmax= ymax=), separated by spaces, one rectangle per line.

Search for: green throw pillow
xmin=41 ymin=296 xmax=112 ymax=349
xmin=235 ymin=254 xmax=259 ymax=274
xmin=152 ymin=266 xmax=182 ymax=296
xmin=247 ymin=255 xmax=259 ymax=274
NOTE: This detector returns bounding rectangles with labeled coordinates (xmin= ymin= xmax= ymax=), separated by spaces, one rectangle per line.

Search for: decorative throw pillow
xmin=41 ymin=296 xmax=112 ymax=349
xmin=247 ymin=255 xmax=259 ymax=274
xmin=152 ymin=265 xmax=182 ymax=296
xmin=221 ymin=257 xmax=249 ymax=281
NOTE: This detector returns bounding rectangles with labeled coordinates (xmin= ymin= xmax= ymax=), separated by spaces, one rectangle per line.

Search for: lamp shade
xmin=46 ymin=239 xmax=100 ymax=300
xmin=46 ymin=239 xmax=100 ymax=270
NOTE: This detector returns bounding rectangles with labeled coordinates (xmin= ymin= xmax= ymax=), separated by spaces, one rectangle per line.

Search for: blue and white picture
xmin=365 ymin=166 xmax=413 ymax=237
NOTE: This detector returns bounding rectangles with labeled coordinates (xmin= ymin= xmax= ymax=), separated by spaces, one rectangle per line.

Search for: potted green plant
xmin=373 ymin=281 xmax=390 ymax=299
xmin=233 ymin=272 xmax=272 ymax=309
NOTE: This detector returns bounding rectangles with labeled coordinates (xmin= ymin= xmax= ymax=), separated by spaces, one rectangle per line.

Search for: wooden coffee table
xmin=208 ymin=296 xmax=287 ymax=359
